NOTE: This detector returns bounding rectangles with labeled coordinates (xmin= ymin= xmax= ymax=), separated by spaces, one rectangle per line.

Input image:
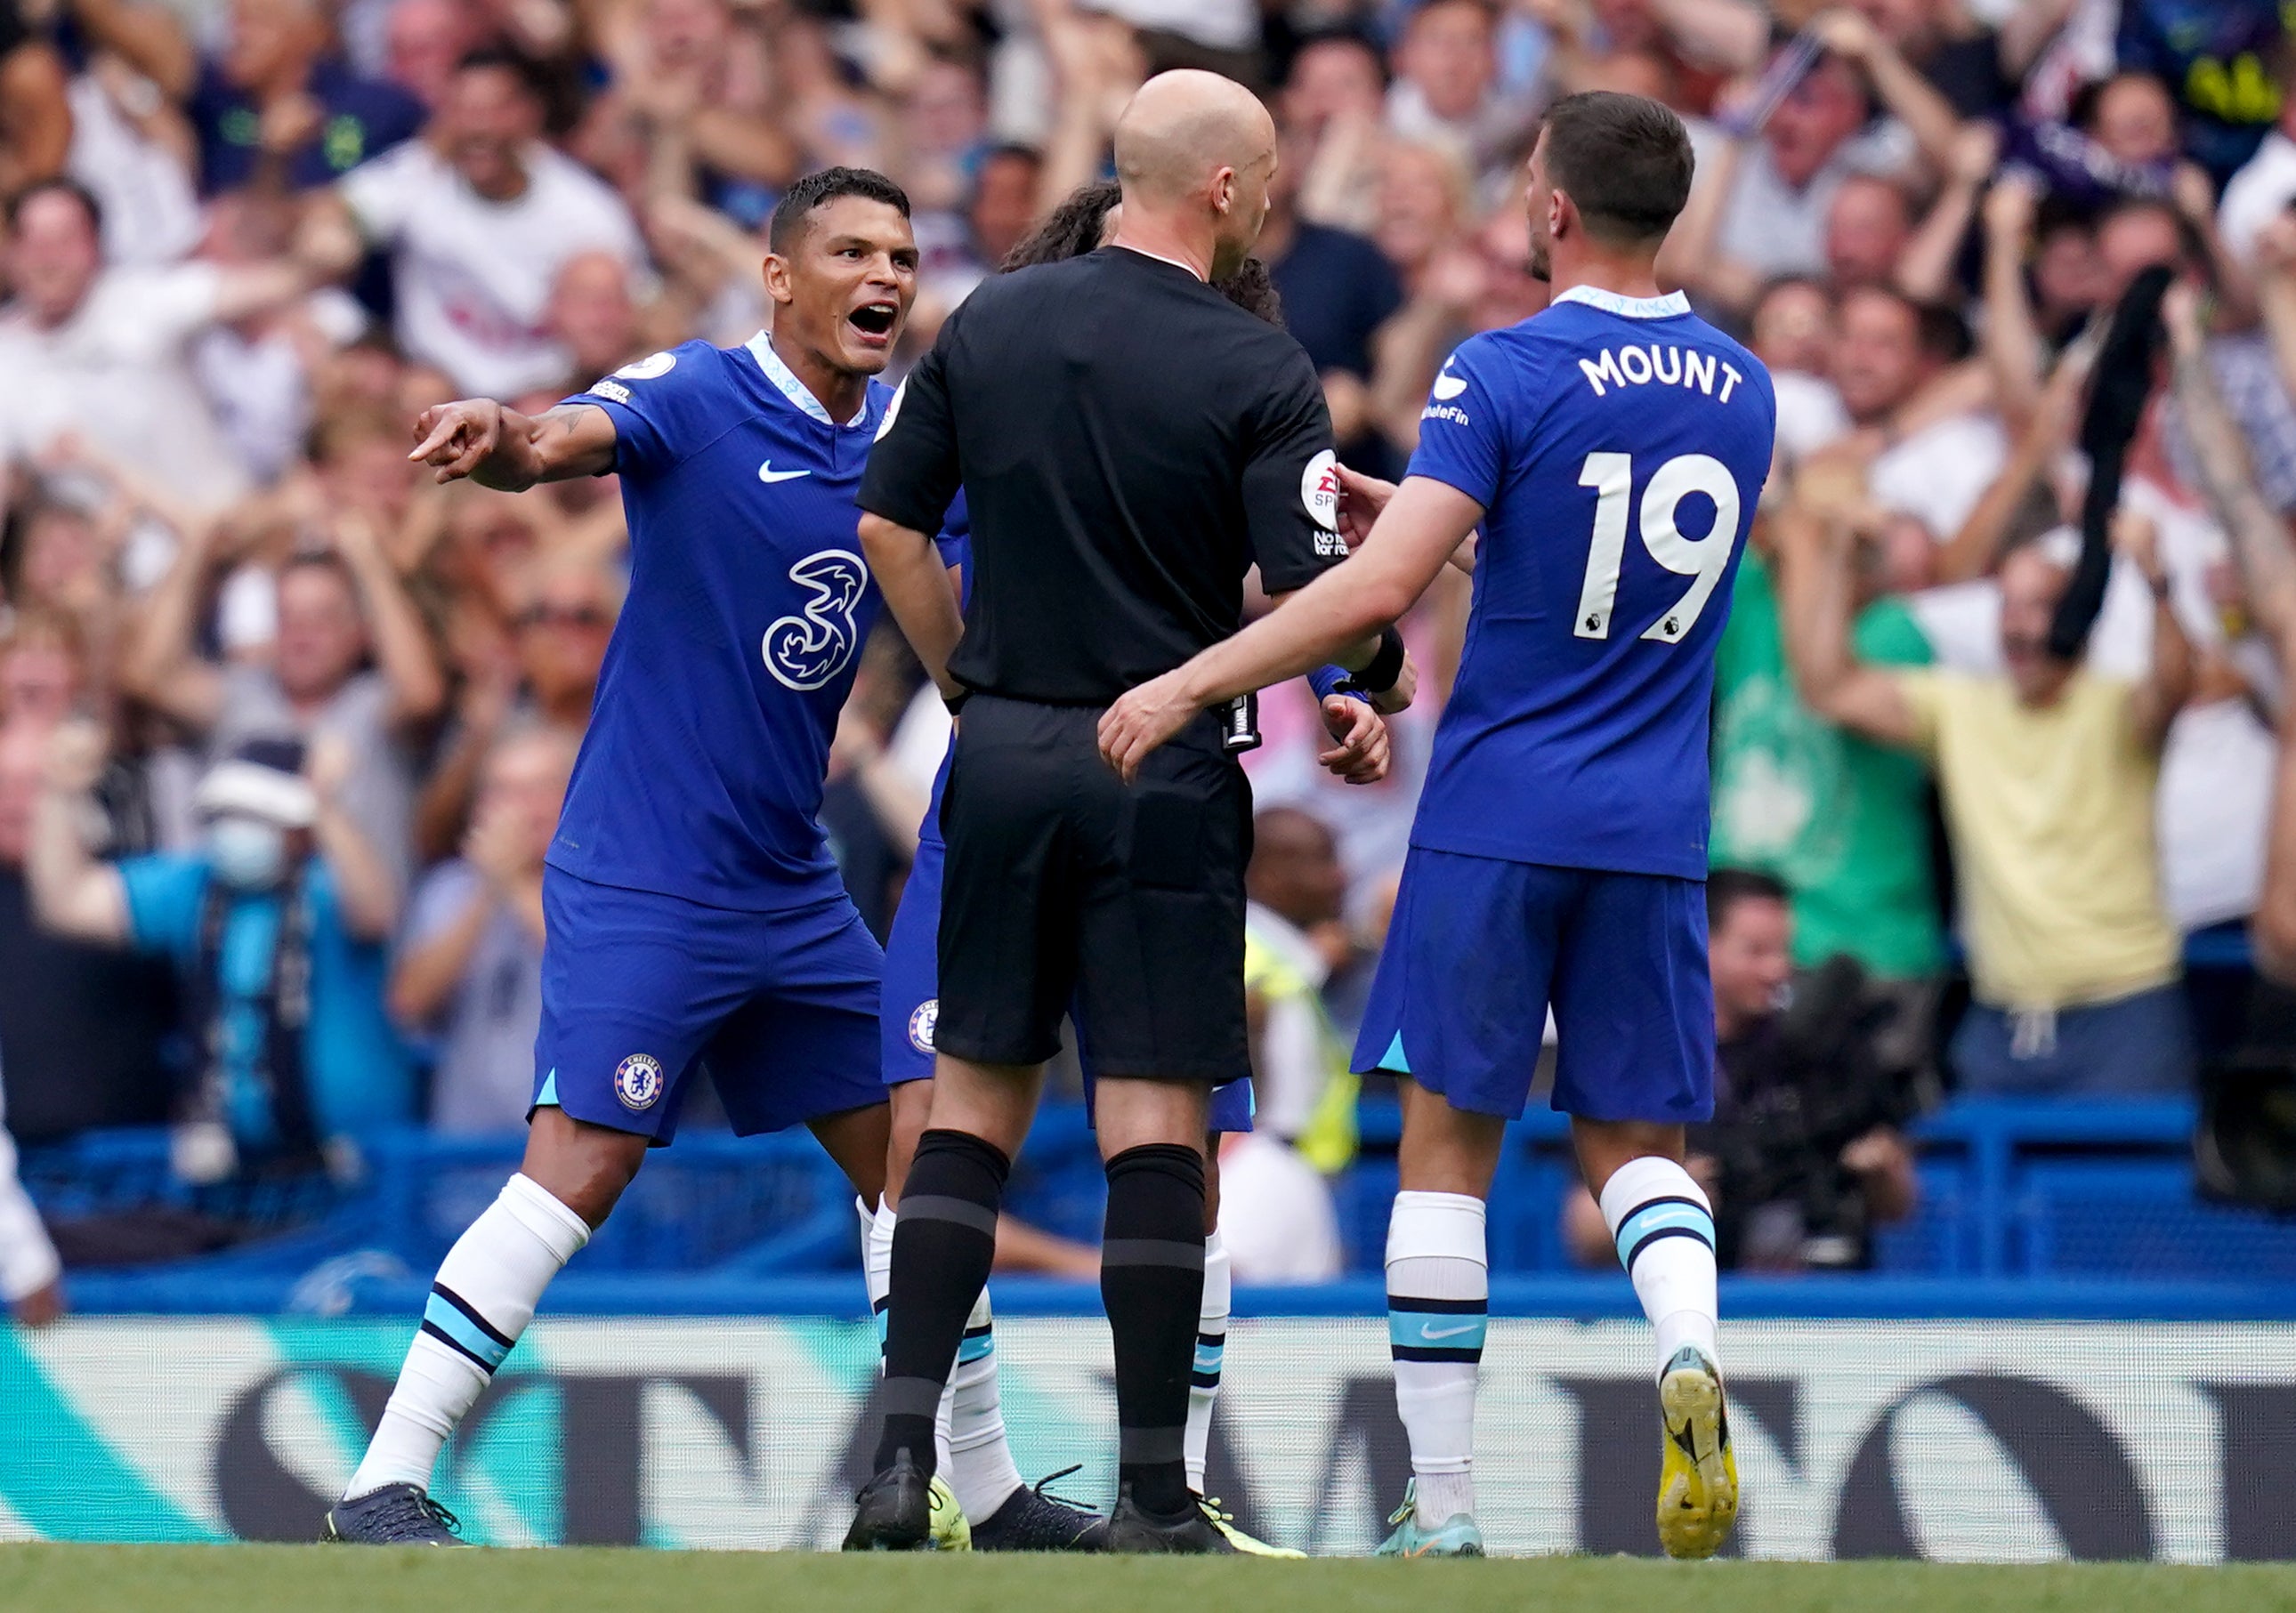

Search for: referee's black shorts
xmin=934 ymin=693 xmax=1250 ymax=1080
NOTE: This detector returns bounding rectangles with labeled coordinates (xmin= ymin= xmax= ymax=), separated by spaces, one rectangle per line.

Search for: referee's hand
xmin=1318 ymin=696 xmax=1390 ymax=786
xmin=1098 ymin=671 xmax=1199 ymax=786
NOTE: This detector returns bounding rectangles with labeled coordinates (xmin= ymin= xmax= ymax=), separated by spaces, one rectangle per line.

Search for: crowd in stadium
xmin=3 ymin=0 xmax=2296 ymax=1320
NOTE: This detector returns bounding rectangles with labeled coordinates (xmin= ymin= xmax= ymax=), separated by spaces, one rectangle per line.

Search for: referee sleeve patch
xmin=1300 ymin=450 xmax=1340 ymax=532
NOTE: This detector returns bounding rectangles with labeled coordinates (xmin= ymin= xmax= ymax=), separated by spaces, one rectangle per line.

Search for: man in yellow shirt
xmin=1783 ymin=496 xmax=2197 ymax=1095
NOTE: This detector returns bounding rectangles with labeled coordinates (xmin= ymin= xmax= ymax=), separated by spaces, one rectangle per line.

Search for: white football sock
xmin=945 ymin=1286 xmax=1024 ymax=1521
xmin=1598 ymin=1156 xmax=1720 ymax=1379
xmin=1386 ymin=1190 xmax=1486 ymax=1527
xmin=347 ymin=1173 xmax=589 ymax=1499
xmin=1184 ymin=1230 xmax=1231 ymax=1496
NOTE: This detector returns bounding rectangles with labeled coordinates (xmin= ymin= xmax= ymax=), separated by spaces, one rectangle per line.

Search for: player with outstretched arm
xmin=1098 ymin=92 xmax=1776 ymax=1561
xmin=325 ymin=168 xmax=919 ymax=1546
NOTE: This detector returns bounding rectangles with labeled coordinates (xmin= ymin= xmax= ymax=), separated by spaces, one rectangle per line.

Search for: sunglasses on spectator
xmin=519 ymin=603 xmax=610 ymax=629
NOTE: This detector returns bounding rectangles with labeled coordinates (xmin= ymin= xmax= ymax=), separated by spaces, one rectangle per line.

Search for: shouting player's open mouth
xmin=847 ymin=299 xmax=901 ymax=351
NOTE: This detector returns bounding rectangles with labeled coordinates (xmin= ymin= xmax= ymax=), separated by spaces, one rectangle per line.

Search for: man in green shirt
xmin=1710 ymin=547 xmax=1946 ymax=984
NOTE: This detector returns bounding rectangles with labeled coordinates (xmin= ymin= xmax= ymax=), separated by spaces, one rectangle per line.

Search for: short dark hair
xmin=1707 ymin=867 xmax=1789 ymax=932
xmin=4 ymin=175 xmax=102 ymax=238
xmin=453 ymin=44 xmax=548 ymax=102
xmin=1540 ymin=90 xmax=1694 ymax=245
xmin=769 ymin=166 xmax=913 ymax=254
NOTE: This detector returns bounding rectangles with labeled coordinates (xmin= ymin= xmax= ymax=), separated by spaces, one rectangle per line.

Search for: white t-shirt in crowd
xmin=342 ymin=141 xmax=645 ymax=398
xmin=1712 ymin=124 xmax=1913 ymax=282
xmin=1214 ymin=1133 xmax=1342 ymax=1285
xmin=1869 ymin=413 xmax=2009 ymax=542
xmin=66 ymin=74 xmax=203 ymax=267
xmin=2219 ymin=128 xmax=2296 ymax=268
xmin=1771 ymin=370 xmax=1853 ymax=464
xmin=0 ymin=263 xmax=249 ymax=514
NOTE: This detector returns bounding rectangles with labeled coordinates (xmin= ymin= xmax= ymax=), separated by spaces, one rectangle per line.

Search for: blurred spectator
xmin=0 ymin=722 xmax=176 ymax=1148
xmin=1564 ymin=869 xmax=1918 ymax=1270
xmin=545 ymin=249 xmax=646 ymax=392
xmin=2113 ymin=0 xmax=2289 ymax=187
xmin=412 ymin=551 xmax=613 ymax=864
xmin=183 ymin=0 xmax=424 ymax=195
xmin=126 ymin=522 xmax=447 ymax=892
xmin=0 ymin=0 xmax=68 ymax=198
xmin=1385 ymin=0 xmax=1537 ymax=203
xmin=26 ymin=727 xmax=414 ymax=1177
xmin=1242 ymin=805 xmax=1356 ymax=1165
xmin=0 ymin=1059 xmax=63 ymax=1326
xmin=1710 ymin=492 xmax=1945 ymax=995
xmin=381 ymin=0 xmax=476 ymax=111
xmin=1672 ymin=20 xmax=1963 ymax=318
xmin=1257 ymin=121 xmax=1404 ymax=467
xmin=391 ymin=725 xmax=573 ymax=1133
xmin=305 ymin=48 xmax=644 ymax=397
xmin=1784 ymin=493 xmax=2199 ymax=1096
xmin=0 ymin=177 xmax=318 ymax=517
xmin=57 ymin=0 xmax=205 ymax=267
xmin=592 ymin=0 xmax=797 ymax=229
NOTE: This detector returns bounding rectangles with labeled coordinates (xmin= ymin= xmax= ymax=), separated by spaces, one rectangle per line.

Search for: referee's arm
xmin=1100 ymin=475 xmax=1483 ymax=782
xmin=858 ymin=343 xmax=967 ymax=701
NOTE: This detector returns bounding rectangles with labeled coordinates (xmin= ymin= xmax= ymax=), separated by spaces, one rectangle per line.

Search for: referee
xmin=846 ymin=69 xmax=1409 ymax=1553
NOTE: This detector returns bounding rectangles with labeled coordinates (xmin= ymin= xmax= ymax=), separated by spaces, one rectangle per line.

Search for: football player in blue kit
xmin=866 ymin=181 xmax=1389 ymax=1555
xmin=1098 ymin=93 xmax=1776 ymax=1561
xmin=325 ymin=167 xmax=921 ymax=1546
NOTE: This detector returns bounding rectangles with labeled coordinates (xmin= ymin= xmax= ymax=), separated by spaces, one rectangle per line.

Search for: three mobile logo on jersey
xmin=763 ymin=549 xmax=869 ymax=690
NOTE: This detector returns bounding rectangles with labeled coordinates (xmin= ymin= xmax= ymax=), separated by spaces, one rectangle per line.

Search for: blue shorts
xmin=534 ymin=867 xmax=886 ymax=1143
xmin=883 ymin=828 xmax=1255 ymax=1134
xmin=1354 ymin=847 xmax=1713 ymax=1124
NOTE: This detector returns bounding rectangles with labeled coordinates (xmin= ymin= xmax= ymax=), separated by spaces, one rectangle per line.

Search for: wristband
xmin=1306 ymin=663 xmax=1353 ymax=703
xmin=1337 ymin=626 xmax=1406 ymax=698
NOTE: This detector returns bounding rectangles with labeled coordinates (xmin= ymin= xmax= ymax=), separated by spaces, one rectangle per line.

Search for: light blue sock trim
xmin=422 ymin=1293 xmax=511 ymax=1372
xmin=1614 ymin=1200 xmax=1717 ymax=1269
xmin=1386 ymin=1309 xmax=1488 ymax=1352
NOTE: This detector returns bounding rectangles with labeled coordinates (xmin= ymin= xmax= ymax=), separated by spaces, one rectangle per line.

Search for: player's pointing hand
xmin=1098 ymin=671 xmax=1201 ymax=786
xmin=408 ymin=399 xmax=508 ymax=484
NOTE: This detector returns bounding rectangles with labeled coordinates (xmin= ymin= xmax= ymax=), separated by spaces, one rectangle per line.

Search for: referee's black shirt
xmin=858 ymin=246 xmax=1347 ymax=705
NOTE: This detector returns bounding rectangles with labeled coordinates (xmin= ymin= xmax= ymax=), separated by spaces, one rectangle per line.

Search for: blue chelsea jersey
xmin=1407 ymin=286 xmax=1776 ymax=881
xmin=549 ymin=335 xmax=894 ymax=908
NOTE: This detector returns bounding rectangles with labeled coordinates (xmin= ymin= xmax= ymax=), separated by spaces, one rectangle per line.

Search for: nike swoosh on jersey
xmin=1419 ymin=1321 xmax=1480 ymax=1341
xmin=757 ymin=462 xmax=812 ymax=483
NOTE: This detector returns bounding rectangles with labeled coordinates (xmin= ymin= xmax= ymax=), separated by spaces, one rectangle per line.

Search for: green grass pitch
xmin=7 ymin=1545 xmax=2296 ymax=1613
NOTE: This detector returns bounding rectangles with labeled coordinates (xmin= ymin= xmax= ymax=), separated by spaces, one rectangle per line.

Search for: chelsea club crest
xmin=908 ymin=1000 xmax=938 ymax=1055
xmin=614 ymin=1052 xmax=666 ymax=1110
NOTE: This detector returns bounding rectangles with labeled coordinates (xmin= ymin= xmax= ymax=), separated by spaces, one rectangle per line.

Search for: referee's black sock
xmin=1101 ymin=1142 xmax=1207 ymax=1517
xmin=874 ymin=1128 xmax=1009 ymax=1478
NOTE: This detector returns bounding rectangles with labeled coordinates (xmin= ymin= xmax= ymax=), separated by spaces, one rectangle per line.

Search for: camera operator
xmin=1564 ymin=869 xmax=1920 ymax=1271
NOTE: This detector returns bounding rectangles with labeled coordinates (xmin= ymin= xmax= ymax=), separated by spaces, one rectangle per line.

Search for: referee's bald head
xmin=1113 ymin=70 xmax=1278 ymax=274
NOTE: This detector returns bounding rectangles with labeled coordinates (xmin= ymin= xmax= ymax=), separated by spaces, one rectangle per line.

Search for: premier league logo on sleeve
xmin=613 ymin=1052 xmax=666 ymax=1110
